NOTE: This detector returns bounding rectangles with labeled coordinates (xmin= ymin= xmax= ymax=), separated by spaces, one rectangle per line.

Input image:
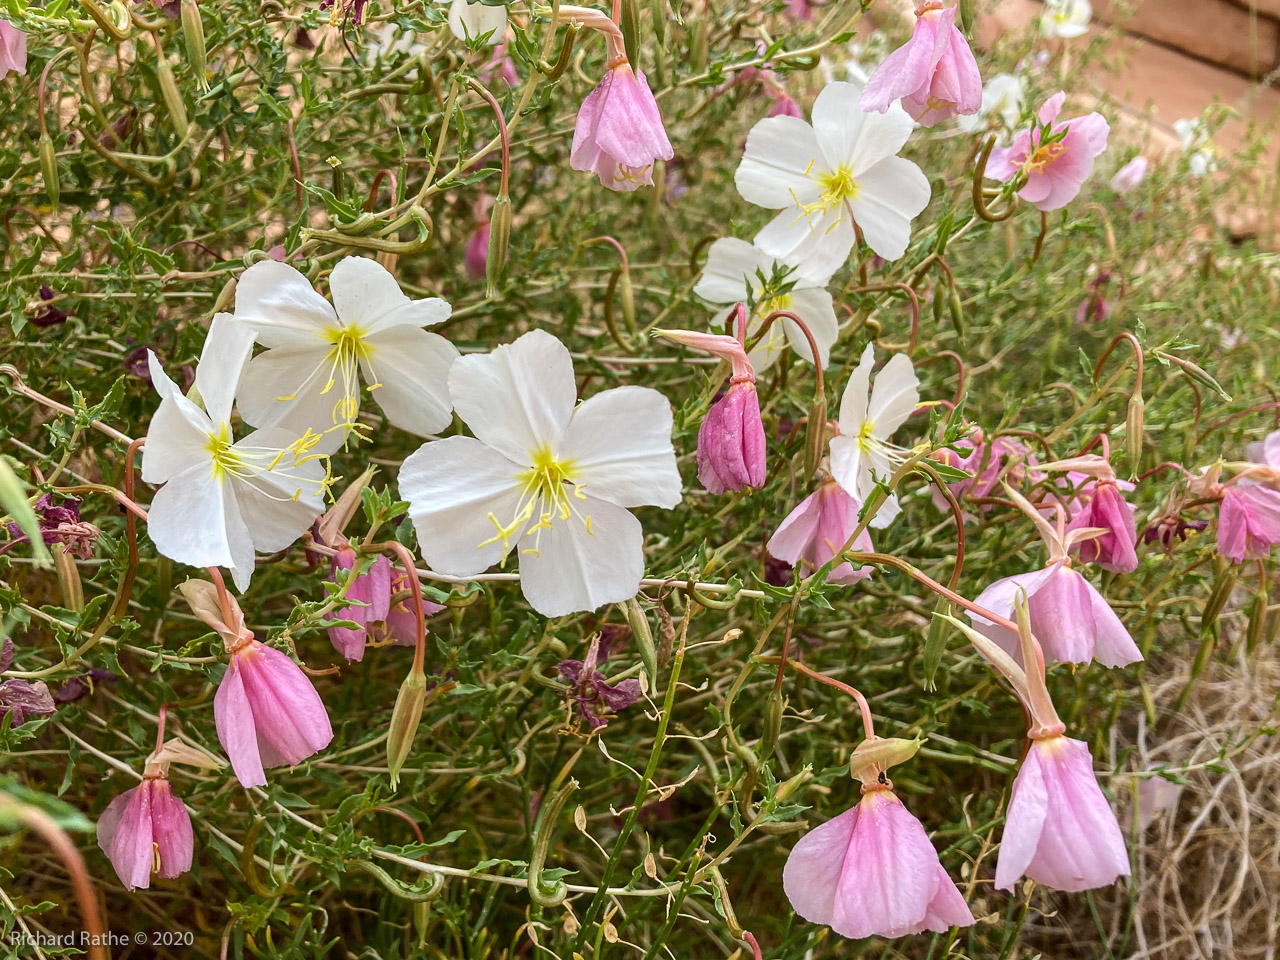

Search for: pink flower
xmin=996 ymin=735 xmax=1130 ymax=892
xmin=382 ymin=565 xmax=445 ymax=645
xmin=0 ymin=19 xmax=26 ymax=79
xmin=785 ymin=0 xmax=819 ymax=20
xmin=699 ymin=383 xmax=766 ymax=494
xmin=971 ymin=560 xmax=1141 ymax=667
xmin=215 ymin=640 xmax=334 ymax=787
xmin=1109 ymin=155 xmax=1147 ymax=193
xmin=465 ymin=219 xmax=490 ymax=281
xmin=784 ymin=787 xmax=974 ymax=939
xmin=767 ymin=94 xmax=803 ymax=118
xmin=861 ymin=3 xmax=982 ymax=127
xmin=326 ymin=547 xmax=393 ymax=661
xmin=571 ymin=59 xmax=673 ymax=192
xmin=1217 ymin=483 xmax=1280 ymax=562
xmin=931 ymin=431 xmax=1038 ymax=514
xmin=768 ymin=479 xmax=874 ymax=584
xmin=96 ymin=778 xmax=194 ymax=890
xmin=987 ymin=92 xmax=1110 ymax=211
xmin=480 ymin=43 xmax=519 ymax=88
xmin=1065 ymin=478 xmax=1139 ymax=573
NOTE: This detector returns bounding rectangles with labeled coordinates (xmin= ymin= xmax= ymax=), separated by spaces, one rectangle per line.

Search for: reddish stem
xmin=787 ymin=657 xmax=876 ymax=741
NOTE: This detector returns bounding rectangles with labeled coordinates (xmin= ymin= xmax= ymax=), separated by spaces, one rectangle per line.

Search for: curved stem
xmin=786 ymin=657 xmax=875 ymax=741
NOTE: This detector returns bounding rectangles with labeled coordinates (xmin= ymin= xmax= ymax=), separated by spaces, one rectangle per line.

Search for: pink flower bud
xmin=1217 ymin=483 xmax=1280 ymax=562
xmin=1066 ymin=478 xmax=1139 ymax=573
xmin=784 ymin=787 xmax=974 ymax=939
xmin=96 ymin=778 xmax=194 ymax=890
xmin=571 ymin=59 xmax=673 ymax=192
xmin=986 ymin=92 xmax=1110 ymax=211
xmin=1109 ymin=155 xmax=1147 ymax=193
xmin=0 ymin=19 xmax=26 ymax=80
xmin=698 ymin=382 xmax=766 ymax=494
xmin=860 ymin=3 xmax=982 ymax=127
xmin=326 ymin=547 xmax=393 ymax=661
xmin=465 ymin=220 xmax=490 ymax=281
xmin=767 ymin=479 xmax=874 ymax=584
xmin=214 ymin=640 xmax=334 ymax=788
xmin=996 ymin=735 xmax=1130 ymax=892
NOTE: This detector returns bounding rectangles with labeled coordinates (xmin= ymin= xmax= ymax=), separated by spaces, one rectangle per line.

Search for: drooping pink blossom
xmin=931 ymin=430 xmax=1038 ymax=514
xmin=571 ymin=57 xmax=673 ymax=192
xmin=767 ymin=478 xmax=874 ymax=584
xmin=699 ymin=383 xmax=767 ymax=494
xmin=860 ymin=3 xmax=982 ymax=127
xmin=326 ymin=547 xmax=393 ymax=661
xmin=996 ymin=735 xmax=1130 ymax=892
xmin=1065 ymin=478 xmax=1139 ymax=573
xmin=986 ymin=92 xmax=1110 ymax=211
xmin=1217 ymin=483 xmax=1280 ymax=562
xmin=784 ymin=786 xmax=974 ymax=939
xmin=0 ymin=18 xmax=26 ymax=79
xmin=96 ymin=778 xmax=194 ymax=891
xmin=381 ymin=565 xmax=445 ymax=645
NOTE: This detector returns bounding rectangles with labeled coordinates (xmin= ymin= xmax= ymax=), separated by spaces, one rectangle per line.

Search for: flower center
xmin=818 ymin=165 xmax=858 ymax=206
xmin=273 ymin=323 xmax=379 ymax=434
xmin=206 ymin=423 xmax=243 ymax=482
xmin=857 ymin=419 xmax=877 ymax=453
xmin=204 ymin=422 xmax=332 ymax=503
xmin=1025 ymin=140 xmax=1067 ymax=173
xmin=479 ymin=446 xmax=591 ymax=558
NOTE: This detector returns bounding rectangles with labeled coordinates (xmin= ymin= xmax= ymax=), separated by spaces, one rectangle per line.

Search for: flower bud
xmin=650 ymin=0 xmax=666 ymax=45
xmin=620 ymin=0 xmax=641 ymax=68
xmin=1126 ymin=393 xmax=1144 ymax=474
xmin=1247 ymin=587 xmax=1269 ymax=655
xmin=948 ymin=283 xmax=965 ymax=338
xmin=181 ymin=0 xmax=208 ymax=91
xmin=688 ymin=18 xmax=707 ymax=73
xmin=387 ymin=667 xmax=427 ymax=788
xmin=848 ymin=736 xmax=923 ymax=785
xmin=485 ymin=194 xmax=511 ymax=298
xmin=624 ymin=597 xmax=658 ymax=689
xmin=774 ymin=764 xmax=812 ymax=802
xmin=618 ymin=265 xmax=636 ymax=333
xmin=932 ymin=280 xmax=945 ymax=324
xmin=54 ymin=546 xmax=84 ymax=612
xmin=39 ymin=132 xmax=59 ymax=210
xmin=758 ymin=691 xmax=784 ymax=759
xmin=155 ymin=45 xmax=190 ymax=138
xmin=804 ymin=392 xmax=827 ymax=481
xmin=1202 ymin=557 xmax=1237 ymax=631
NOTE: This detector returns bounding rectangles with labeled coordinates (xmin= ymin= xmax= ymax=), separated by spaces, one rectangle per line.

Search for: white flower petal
xmin=836 ymin=344 xmax=874 ymax=434
xmin=753 ymin=207 xmax=856 ymax=284
xmin=329 ymin=256 xmax=452 ymax=334
xmin=735 ymin=115 xmax=824 ymax=210
xmin=400 ymin=435 xmax=525 ymax=576
xmin=233 ymin=343 xmax=346 ymax=452
xmin=559 ymin=386 xmax=682 ymax=509
xmin=361 ymin=327 xmax=459 ymax=437
xmin=449 ymin=0 xmax=507 ymax=43
xmin=828 ymin=434 xmax=864 ymax=503
xmin=847 ymin=155 xmax=931 ymax=261
xmin=233 ymin=260 xmax=336 ymax=348
xmin=849 ymin=101 xmax=917 ymax=175
xmin=869 ymin=491 xmax=901 ymax=529
xmin=781 ymin=287 xmax=839 ymax=367
xmin=195 ymin=314 xmax=255 ymax=427
xmin=147 ymin=462 xmax=240 ymax=572
xmin=810 ymin=81 xmax=873 ymax=169
xmin=450 ymin=329 xmax=577 ymax=465
xmin=694 ymin=237 xmax=768 ymax=305
xmin=142 ymin=355 xmax=215 ymax=485
xmin=868 ymin=352 xmax=920 ymax=440
xmin=517 ymin=497 xmax=644 ymax=617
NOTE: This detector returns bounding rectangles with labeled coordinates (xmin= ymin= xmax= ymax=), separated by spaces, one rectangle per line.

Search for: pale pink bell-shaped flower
xmin=465 ymin=220 xmax=490 ymax=281
xmin=326 ymin=546 xmax=393 ymax=661
xmin=987 ymin=92 xmax=1109 ymax=211
xmin=0 ymin=18 xmax=26 ymax=79
xmin=861 ymin=3 xmax=982 ymax=127
xmin=1109 ymin=156 xmax=1147 ymax=193
xmin=996 ymin=735 xmax=1130 ymax=892
xmin=1065 ymin=478 xmax=1139 ymax=573
xmin=97 ymin=778 xmax=194 ymax=891
xmin=572 ymin=53 xmax=673 ymax=192
xmin=931 ymin=430 xmax=1038 ymax=515
xmin=1217 ymin=483 xmax=1280 ymax=562
xmin=767 ymin=478 xmax=874 ymax=584
xmin=784 ymin=786 xmax=974 ymax=938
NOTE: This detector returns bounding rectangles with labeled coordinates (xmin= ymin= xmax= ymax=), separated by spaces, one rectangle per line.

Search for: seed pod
xmin=620 ymin=0 xmax=641 ymax=68
xmin=39 ymin=132 xmax=60 ymax=210
xmin=155 ymin=44 xmax=190 ymax=138
xmin=1246 ymin=588 xmax=1269 ymax=654
xmin=181 ymin=0 xmax=208 ymax=91
xmin=1202 ymin=558 xmax=1237 ymax=631
xmin=959 ymin=0 xmax=975 ymax=35
xmin=387 ymin=667 xmax=427 ymax=788
xmin=1126 ymin=393 xmax=1144 ymax=475
xmin=485 ymin=193 xmax=511 ymax=298
xmin=948 ymin=283 xmax=966 ymax=338
xmin=932 ymin=281 xmax=945 ymax=324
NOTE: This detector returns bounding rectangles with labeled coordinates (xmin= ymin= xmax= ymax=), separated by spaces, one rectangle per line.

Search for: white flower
xmin=141 ymin=316 xmax=328 ymax=591
xmin=1174 ymin=118 xmax=1217 ymax=178
xmin=1041 ymin=0 xmax=1091 ymax=39
xmin=398 ymin=330 xmax=682 ymax=617
xmin=828 ymin=344 xmax=919 ymax=528
xmin=692 ymin=237 xmax=839 ymax=370
xmin=448 ymin=0 xmax=507 ymax=44
xmin=956 ymin=73 xmax=1025 ymax=137
xmin=735 ymin=81 xmax=931 ymax=282
xmin=230 ymin=257 xmax=458 ymax=453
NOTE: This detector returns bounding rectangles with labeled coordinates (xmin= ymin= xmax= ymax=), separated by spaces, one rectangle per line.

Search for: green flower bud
xmin=155 ymin=47 xmax=190 ymax=138
xmin=182 ymin=0 xmax=208 ymax=91
xmin=39 ymin=132 xmax=59 ymax=210
xmin=387 ymin=667 xmax=427 ymax=789
xmin=804 ymin=393 xmax=827 ymax=480
xmin=1126 ymin=393 xmax=1144 ymax=475
xmin=624 ymin=597 xmax=657 ymax=690
xmin=758 ymin=691 xmax=784 ymax=759
xmin=485 ymin=193 xmax=511 ymax=298
xmin=620 ymin=0 xmax=641 ymax=68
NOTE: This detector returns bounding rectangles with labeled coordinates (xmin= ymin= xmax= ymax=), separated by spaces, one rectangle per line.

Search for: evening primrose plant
xmin=2 ymin=1 xmax=1279 ymax=957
